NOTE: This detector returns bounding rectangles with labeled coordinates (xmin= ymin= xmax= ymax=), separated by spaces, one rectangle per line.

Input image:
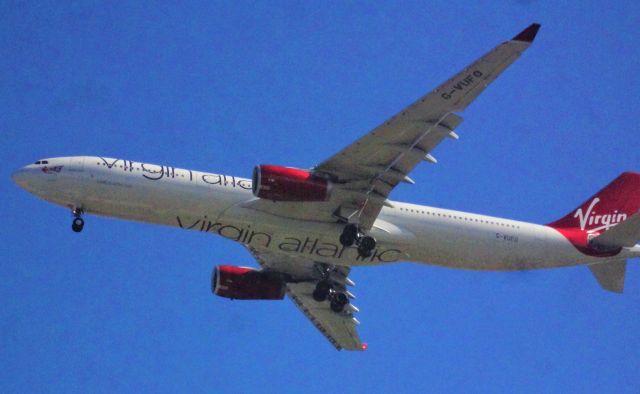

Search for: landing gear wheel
xmin=71 ymin=217 xmax=84 ymax=233
xmin=357 ymin=235 xmax=376 ymax=258
xmin=330 ymin=292 xmax=349 ymax=313
xmin=339 ymin=224 xmax=359 ymax=247
xmin=339 ymin=232 xmax=353 ymax=247
xmin=360 ymin=236 xmax=376 ymax=250
xmin=357 ymin=245 xmax=372 ymax=258
xmin=312 ymin=281 xmax=332 ymax=302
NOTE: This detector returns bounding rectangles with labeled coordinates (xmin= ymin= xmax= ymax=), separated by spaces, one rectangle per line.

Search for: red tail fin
xmin=548 ymin=172 xmax=640 ymax=232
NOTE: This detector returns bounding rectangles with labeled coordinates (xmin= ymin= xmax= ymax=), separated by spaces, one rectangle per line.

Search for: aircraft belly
xmin=213 ymin=207 xmax=412 ymax=266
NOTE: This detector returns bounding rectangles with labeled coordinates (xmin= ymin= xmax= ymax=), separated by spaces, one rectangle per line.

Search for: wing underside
xmin=287 ymin=282 xmax=363 ymax=350
xmin=243 ymin=24 xmax=540 ymax=231
xmin=314 ymin=24 xmax=540 ymax=229
xmin=248 ymin=247 xmax=365 ymax=351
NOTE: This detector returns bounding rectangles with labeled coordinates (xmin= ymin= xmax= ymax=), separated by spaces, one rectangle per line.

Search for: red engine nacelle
xmin=212 ymin=265 xmax=286 ymax=300
xmin=252 ymin=164 xmax=331 ymax=202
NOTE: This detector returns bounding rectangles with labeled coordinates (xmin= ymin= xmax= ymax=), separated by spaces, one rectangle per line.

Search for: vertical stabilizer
xmin=547 ymin=173 xmax=639 ymax=292
xmin=548 ymin=172 xmax=640 ymax=233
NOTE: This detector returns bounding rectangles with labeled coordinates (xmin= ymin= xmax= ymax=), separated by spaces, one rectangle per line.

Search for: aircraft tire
xmin=330 ymin=292 xmax=349 ymax=313
xmin=360 ymin=236 xmax=376 ymax=250
xmin=340 ymin=224 xmax=359 ymax=247
xmin=72 ymin=217 xmax=84 ymax=232
xmin=313 ymin=281 xmax=331 ymax=302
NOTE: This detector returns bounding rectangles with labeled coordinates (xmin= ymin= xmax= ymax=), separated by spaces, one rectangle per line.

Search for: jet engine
xmin=212 ymin=265 xmax=286 ymax=300
xmin=252 ymin=164 xmax=331 ymax=202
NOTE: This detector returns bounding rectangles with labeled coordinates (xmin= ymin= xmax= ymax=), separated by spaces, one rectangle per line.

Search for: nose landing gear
xmin=71 ymin=207 xmax=84 ymax=233
xmin=339 ymin=224 xmax=376 ymax=258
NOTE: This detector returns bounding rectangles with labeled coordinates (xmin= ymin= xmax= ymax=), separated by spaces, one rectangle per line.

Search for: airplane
xmin=11 ymin=23 xmax=640 ymax=351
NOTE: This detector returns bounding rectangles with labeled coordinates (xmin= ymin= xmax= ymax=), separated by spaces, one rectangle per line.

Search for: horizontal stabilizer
xmin=591 ymin=210 xmax=640 ymax=248
xmin=588 ymin=259 xmax=626 ymax=293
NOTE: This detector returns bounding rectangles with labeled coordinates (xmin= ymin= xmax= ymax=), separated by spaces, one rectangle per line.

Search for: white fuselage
xmin=12 ymin=156 xmax=634 ymax=270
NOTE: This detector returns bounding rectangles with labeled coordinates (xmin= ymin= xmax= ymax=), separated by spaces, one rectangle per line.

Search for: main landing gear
xmin=339 ymin=224 xmax=376 ymax=258
xmin=71 ymin=207 xmax=84 ymax=233
xmin=312 ymin=280 xmax=350 ymax=313
xmin=312 ymin=264 xmax=351 ymax=313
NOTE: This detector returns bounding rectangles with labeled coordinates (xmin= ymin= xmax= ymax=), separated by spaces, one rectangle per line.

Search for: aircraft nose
xmin=11 ymin=167 xmax=30 ymax=189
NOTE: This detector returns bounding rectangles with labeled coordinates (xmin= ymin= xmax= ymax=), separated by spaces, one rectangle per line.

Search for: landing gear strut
xmin=71 ymin=207 xmax=84 ymax=233
xmin=339 ymin=224 xmax=376 ymax=258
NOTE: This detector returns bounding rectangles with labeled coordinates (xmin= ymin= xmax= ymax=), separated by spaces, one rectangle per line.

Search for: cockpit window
xmin=34 ymin=161 xmax=41 ymax=164
xmin=42 ymin=160 xmax=48 ymax=164
xmin=34 ymin=160 xmax=49 ymax=165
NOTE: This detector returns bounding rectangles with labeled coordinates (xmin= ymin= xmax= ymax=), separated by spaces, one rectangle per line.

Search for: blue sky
xmin=1 ymin=1 xmax=639 ymax=393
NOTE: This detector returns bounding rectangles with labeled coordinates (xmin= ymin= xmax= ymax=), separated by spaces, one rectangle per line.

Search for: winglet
xmin=512 ymin=23 xmax=541 ymax=43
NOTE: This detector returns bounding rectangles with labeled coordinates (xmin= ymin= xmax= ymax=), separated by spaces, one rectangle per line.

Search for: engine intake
xmin=252 ymin=164 xmax=330 ymax=202
xmin=212 ymin=265 xmax=286 ymax=300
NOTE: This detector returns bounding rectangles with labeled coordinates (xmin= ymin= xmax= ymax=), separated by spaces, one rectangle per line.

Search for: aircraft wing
xmin=247 ymin=247 xmax=366 ymax=351
xmin=313 ymin=23 xmax=540 ymax=229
